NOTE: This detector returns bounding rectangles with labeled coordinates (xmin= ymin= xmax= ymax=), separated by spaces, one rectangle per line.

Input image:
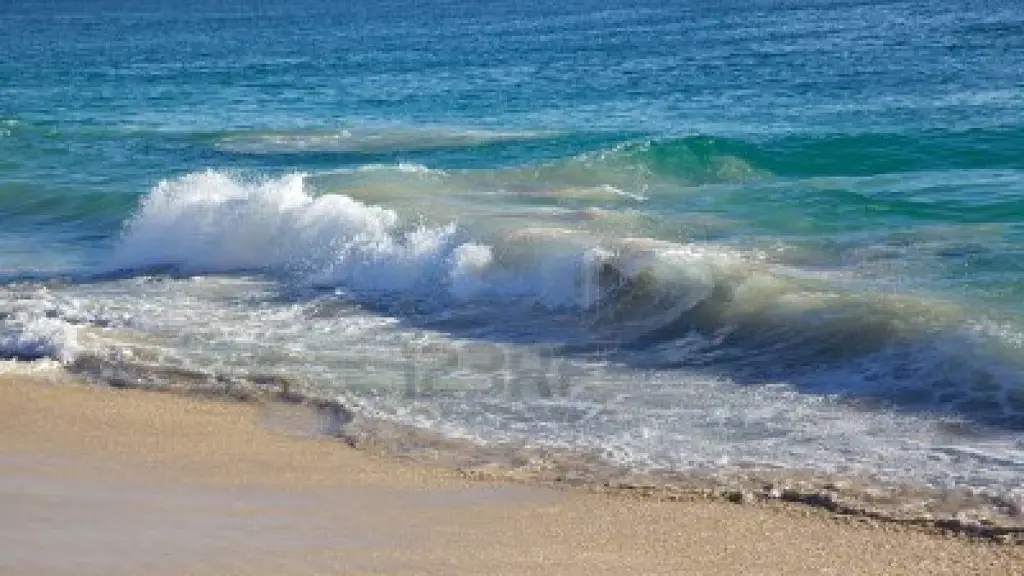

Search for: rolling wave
xmin=5 ymin=127 xmax=1023 ymax=234
xmin=83 ymin=170 xmax=1024 ymax=428
xmin=624 ymin=128 xmax=1024 ymax=179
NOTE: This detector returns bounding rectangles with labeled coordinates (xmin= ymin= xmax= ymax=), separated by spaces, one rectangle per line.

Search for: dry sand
xmin=1 ymin=375 xmax=1021 ymax=576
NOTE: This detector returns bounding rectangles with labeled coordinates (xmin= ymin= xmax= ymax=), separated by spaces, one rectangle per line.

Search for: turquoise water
xmin=2 ymin=0 xmax=1024 ymax=507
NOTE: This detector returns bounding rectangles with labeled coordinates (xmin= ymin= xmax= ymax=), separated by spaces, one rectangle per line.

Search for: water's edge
xmin=39 ymin=359 xmax=1024 ymax=544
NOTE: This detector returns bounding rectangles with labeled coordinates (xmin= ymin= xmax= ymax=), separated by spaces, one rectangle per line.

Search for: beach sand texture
xmin=1 ymin=376 xmax=1022 ymax=576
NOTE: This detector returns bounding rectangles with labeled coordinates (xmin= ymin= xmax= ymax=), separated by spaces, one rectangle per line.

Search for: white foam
xmin=0 ymin=118 xmax=16 ymax=138
xmin=970 ymin=318 xmax=1024 ymax=349
xmin=109 ymin=171 xmax=731 ymax=310
xmin=356 ymin=162 xmax=445 ymax=175
xmin=0 ymin=358 xmax=64 ymax=375
xmin=112 ymin=171 xmax=446 ymax=291
xmin=520 ymin=184 xmax=647 ymax=202
xmin=447 ymin=243 xmax=494 ymax=300
xmin=0 ymin=309 xmax=80 ymax=364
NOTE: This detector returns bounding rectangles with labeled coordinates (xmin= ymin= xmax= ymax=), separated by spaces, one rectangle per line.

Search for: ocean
xmin=2 ymin=0 xmax=1023 ymax=524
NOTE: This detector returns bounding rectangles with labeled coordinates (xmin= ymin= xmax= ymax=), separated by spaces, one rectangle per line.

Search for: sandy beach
xmin=2 ymin=375 xmax=1022 ymax=575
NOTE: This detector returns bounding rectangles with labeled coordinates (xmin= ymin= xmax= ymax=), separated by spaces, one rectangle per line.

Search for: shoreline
xmin=66 ymin=356 xmax=1024 ymax=541
xmin=2 ymin=373 xmax=1023 ymax=575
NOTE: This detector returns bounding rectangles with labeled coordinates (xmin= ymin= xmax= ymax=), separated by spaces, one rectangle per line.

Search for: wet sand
xmin=1 ymin=375 xmax=1021 ymax=575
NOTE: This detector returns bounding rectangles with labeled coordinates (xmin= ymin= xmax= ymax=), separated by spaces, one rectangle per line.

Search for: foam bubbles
xmin=112 ymin=170 xmax=395 ymax=275
xmin=448 ymin=243 xmax=494 ymax=300
xmin=110 ymin=170 xmax=479 ymax=296
xmin=0 ymin=301 xmax=81 ymax=364
xmin=107 ymin=171 xmax=669 ymax=308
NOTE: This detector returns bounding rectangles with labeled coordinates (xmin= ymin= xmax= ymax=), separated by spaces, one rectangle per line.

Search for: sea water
xmin=2 ymin=0 xmax=1023 ymax=522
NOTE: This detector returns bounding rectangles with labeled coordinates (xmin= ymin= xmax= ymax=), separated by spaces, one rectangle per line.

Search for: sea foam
xmin=0 ymin=297 xmax=81 ymax=364
xmin=109 ymin=171 xmax=611 ymax=305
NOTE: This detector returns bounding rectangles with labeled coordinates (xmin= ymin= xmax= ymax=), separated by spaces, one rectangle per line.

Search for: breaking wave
xmin=87 ymin=170 xmax=1024 ymax=428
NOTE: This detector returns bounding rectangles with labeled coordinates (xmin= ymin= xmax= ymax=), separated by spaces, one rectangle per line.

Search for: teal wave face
xmin=622 ymin=128 xmax=1024 ymax=180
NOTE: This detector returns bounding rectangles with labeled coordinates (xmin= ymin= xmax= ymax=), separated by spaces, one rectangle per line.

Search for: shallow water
xmin=2 ymin=0 xmax=1023 ymax=517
